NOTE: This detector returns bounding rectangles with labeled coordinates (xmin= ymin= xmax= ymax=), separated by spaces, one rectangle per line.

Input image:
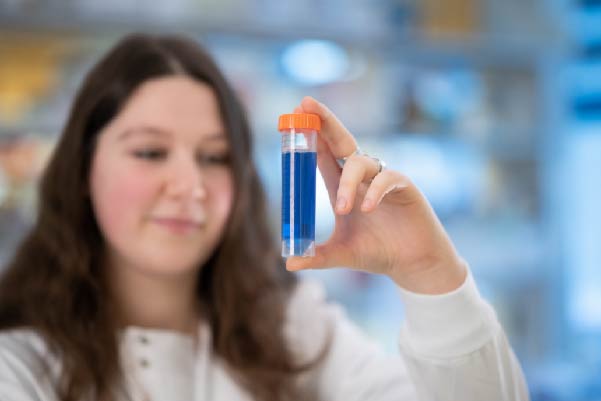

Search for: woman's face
xmin=89 ymin=76 xmax=234 ymax=279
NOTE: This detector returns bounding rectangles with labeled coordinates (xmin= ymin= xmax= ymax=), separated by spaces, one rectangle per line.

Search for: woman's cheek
xmin=215 ymin=177 xmax=234 ymax=223
xmin=93 ymin=167 xmax=157 ymax=240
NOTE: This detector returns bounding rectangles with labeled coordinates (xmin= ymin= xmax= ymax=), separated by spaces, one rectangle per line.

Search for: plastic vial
xmin=278 ymin=113 xmax=321 ymax=258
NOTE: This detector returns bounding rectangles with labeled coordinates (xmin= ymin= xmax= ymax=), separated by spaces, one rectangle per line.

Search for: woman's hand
xmin=285 ymin=97 xmax=467 ymax=295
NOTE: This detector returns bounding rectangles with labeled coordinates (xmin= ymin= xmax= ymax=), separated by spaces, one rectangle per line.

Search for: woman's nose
xmin=164 ymin=157 xmax=207 ymax=201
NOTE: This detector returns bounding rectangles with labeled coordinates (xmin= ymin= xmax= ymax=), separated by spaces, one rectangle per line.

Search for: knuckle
xmin=338 ymin=177 xmax=357 ymax=189
xmin=345 ymin=154 xmax=363 ymax=166
xmin=381 ymin=170 xmax=397 ymax=182
xmin=397 ymin=172 xmax=413 ymax=186
xmin=341 ymin=161 xmax=364 ymax=177
xmin=386 ymin=170 xmax=409 ymax=183
xmin=371 ymin=176 xmax=388 ymax=190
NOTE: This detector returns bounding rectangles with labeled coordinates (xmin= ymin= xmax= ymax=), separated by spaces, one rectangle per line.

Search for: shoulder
xmin=0 ymin=329 xmax=59 ymax=398
xmin=0 ymin=328 xmax=47 ymax=351
xmin=0 ymin=329 xmax=49 ymax=374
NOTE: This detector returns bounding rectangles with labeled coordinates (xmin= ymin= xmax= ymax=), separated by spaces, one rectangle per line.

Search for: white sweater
xmin=0 ymin=272 xmax=529 ymax=401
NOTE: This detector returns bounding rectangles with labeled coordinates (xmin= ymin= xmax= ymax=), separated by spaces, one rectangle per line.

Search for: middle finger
xmin=335 ymin=155 xmax=380 ymax=214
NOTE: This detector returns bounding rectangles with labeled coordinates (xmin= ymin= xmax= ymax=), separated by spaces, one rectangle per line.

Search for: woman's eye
xmin=196 ymin=153 xmax=230 ymax=166
xmin=132 ymin=149 xmax=167 ymax=160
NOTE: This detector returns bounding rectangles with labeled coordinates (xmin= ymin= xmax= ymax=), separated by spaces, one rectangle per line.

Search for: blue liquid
xmin=282 ymin=151 xmax=317 ymax=256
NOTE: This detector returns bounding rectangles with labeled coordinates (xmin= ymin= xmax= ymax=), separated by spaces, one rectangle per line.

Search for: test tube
xmin=278 ymin=113 xmax=321 ymax=258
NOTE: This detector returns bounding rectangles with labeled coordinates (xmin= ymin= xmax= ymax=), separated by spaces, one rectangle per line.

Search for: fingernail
xmin=336 ymin=196 xmax=347 ymax=211
xmin=362 ymin=198 xmax=374 ymax=210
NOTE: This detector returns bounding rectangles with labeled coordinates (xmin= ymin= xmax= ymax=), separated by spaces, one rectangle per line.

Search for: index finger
xmin=299 ymin=96 xmax=358 ymax=159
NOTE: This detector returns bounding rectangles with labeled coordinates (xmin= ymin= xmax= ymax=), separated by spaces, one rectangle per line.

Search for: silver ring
xmin=335 ymin=147 xmax=365 ymax=169
xmin=374 ymin=157 xmax=386 ymax=174
xmin=336 ymin=147 xmax=386 ymax=175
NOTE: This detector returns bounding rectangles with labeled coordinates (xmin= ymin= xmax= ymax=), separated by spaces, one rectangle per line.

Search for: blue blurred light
xmin=564 ymin=131 xmax=601 ymax=330
xmin=414 ymin=70 xmax=482 ymax=123
xmin=281 ymin=40 xmax=349 ymax=85
xmin=571 ymin=7 xmax=601 ymax=41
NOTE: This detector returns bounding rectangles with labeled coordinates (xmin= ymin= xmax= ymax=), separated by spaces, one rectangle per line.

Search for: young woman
xmin=0 ymin=33 xmax=529 ymax=401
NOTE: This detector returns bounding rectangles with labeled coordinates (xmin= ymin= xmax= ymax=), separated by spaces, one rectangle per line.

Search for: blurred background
xmin=1 ymin=0 xmax=600 ymax=399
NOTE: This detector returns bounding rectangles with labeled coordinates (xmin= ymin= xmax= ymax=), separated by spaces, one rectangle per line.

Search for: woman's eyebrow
xmin=117 ymin=126 xmax=171 ymax=141
xmin=117 ymin=127 xmax=227 ymax=143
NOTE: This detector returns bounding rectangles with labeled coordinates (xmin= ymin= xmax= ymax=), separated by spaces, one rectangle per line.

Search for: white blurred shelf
xmin=0 ymin=2 xmax=564 ymax=66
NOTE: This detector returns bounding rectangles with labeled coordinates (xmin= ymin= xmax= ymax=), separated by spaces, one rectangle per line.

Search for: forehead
xmin=109 ymin=75 xmax=225 ymax=139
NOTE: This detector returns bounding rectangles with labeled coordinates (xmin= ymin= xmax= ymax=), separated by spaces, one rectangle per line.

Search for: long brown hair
xmin=0 ymin=33 xmax=315 ymax=401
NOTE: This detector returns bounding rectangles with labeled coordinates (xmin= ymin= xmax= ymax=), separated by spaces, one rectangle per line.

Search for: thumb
xmin=285 ymin=241 xmax=351 ymax=271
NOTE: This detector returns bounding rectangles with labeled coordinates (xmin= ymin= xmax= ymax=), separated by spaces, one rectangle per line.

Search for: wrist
xmin=390 ymin=255 xmax=468 ymax=295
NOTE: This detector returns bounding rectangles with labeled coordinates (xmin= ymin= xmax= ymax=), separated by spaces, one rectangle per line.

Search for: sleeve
xmin=397 ymin=271 xmax=530 ymax=401
xmin=285 ymin=280 xmax=419 ymax=401
xmin=0 ymin=331 xmax=58 ymax=401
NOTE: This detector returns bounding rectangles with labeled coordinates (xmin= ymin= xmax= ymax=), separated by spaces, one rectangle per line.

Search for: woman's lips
xmin=151 ymin=217 xmax=204 ymax=234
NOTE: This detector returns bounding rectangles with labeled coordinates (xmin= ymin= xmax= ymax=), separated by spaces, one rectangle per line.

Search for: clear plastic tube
xmin=281 ymin=127 xmax=317 ymax=257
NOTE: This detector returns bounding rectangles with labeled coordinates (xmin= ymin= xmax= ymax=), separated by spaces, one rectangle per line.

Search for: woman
xmin=0 ymin=33 xmax=529 ymax=401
